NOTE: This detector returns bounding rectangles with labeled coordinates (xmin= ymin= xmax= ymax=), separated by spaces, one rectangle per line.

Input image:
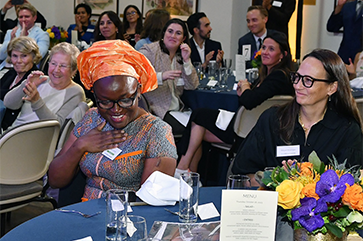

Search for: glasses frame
xmin=291 ymin=72 xmax=335 ymax=88
xmin=126 ymin=11 xmax=136 ymax=16
xmin=48 ymin=61 xmax=71 ymax=71
xmin=94 ymin=88 xmax=139 ymax=110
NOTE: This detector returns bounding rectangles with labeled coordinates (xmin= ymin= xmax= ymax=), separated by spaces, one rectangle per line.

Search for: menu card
xmin=220 ymin=189 xmax=278 ymax=241
xmin=235 ymin=54 xmax=246 ymax=82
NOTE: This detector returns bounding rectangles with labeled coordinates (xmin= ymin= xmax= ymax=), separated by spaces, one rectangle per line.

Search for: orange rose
xmin=276 ymin=180 xmax=304 ymax=209
xmin=342 ymin=184 xmax=363 ymax=211
xmin=298 ymin=162 xmax=314 ymax=176
xmin=302 ymin=183 xmax=319 ymax=200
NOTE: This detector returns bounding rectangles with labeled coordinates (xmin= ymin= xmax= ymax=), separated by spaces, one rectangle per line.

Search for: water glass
xmin=248 ymin=68 xmax=259 ymax=84
xmin=179 ymin=172 xmax=200 ymax=223
xmin=208 ymin=60 xmax=217 ymax=80
xmin=218 ymin=67 xmax=228 ymax=89
xmin=193 ymin=62 xmax=204 ymax=80
xmin=106 ymin=189 xmax=128 ymax=241
xmin=121 ymin=215 xmax=147 ymax=241
xmin=224 ymin=58 xmax=232 ymax=69
xmin=227 ymin=174 xmax=251 ymax=189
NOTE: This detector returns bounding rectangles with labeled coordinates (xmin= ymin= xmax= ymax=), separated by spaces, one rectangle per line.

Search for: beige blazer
xmin=139 ymin=42 xmax=199 ymax=118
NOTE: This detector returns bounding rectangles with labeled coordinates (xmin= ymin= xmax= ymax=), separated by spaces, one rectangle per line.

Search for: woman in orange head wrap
xmin=48 ymin=40 xmax=177 ymax=200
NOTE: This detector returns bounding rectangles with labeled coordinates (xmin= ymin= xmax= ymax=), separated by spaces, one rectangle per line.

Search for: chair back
xmin=356 ymin=98 xmax=363 ymax=121
xmin=0 ymin=120 xmax=60 ymax=185
xmin=38 ymin=50 xmax=50 ymax=74
xmin=234 ymin=95 xmax=294 ymax=138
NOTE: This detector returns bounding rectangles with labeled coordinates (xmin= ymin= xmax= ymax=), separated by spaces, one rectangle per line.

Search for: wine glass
xmin=224 ymin=58 xmax=232 ymax=69
xmin=227 ymin=174 xmax=251 ymax=189
xmin=193 ymin=62 xmax=204 ymax=81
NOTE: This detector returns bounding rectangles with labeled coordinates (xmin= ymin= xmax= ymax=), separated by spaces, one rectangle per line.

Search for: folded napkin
xmin=215 ymin=109 xmax=235 ymax=131
xmin=350 ymin=77 xmax=363 ymax=89
xmin=136 ymin=171 xmax=179 ymax=206
xmin=73 ymin=236 xmax=93 ymax=241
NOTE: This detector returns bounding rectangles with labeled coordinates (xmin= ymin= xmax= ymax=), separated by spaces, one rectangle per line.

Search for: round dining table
xmin=0 ymin=187 xmax=223 ymax=241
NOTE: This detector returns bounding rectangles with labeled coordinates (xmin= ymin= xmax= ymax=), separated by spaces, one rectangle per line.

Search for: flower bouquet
xmin=46 ymin=26 xmax=68 ymax=48
xmin=251 ymin=49 xmax=262 ymax=68
xmin=261 ymin=151 xmax=362 ymax=239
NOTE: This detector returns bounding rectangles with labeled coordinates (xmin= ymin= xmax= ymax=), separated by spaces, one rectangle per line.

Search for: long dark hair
xmin=122 ymin=5 xmax=143 ymax=34
xmin=277 ymin=49 xmax=363 ymax=142
xmin=159 ymin=18 xmax=190 ymax=65
xmin=94 ymin=11 xmax=124 ymax=41
xmin=140 ymin=9 xmax=170 ymax=42
xmin=259 ymin=31 xmax=293 ymax=83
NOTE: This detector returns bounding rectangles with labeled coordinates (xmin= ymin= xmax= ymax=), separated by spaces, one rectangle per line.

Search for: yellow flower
xmin=276 ymin=180 xmax=304 ymax=209
xmin=49 ymin=32 xmax=55 ymax=39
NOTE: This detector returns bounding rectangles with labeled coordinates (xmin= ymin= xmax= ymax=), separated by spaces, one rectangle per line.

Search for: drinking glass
xmin=248 ymin=68 xmax=259 ymax=84
xmin=227 ymin=174 xmax=251 ymax=189
xmin=179 ymin=172 xmax=200 ymax=223
xmin=106 ymin=189 xmax=128 ymax=241
xmin=208 ymin=61 xmax=217 ymax=80
xmin=218 ymin=67 xmax=228 ymax=89
xmin=193 ymin=62 xmax=204 ymax=80
xmin=224 ymin=58 xmax=232 ymax=69
xmin=121 ymin=215 xmax=147 ymax=241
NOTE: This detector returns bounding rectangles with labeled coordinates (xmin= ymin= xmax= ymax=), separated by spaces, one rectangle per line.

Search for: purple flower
xmin=315 ymin=170 xmax=354 ymax=203
xmin=51 ymin=26 xmax=61 ymax=40
xmin=291 ymin=197 xmax=327 ymax=232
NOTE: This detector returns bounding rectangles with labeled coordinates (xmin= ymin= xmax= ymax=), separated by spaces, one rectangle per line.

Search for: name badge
xmin=242 ymin=45 xmax=251 ymax=60
xmin=276 ymin=145 xmax=300 ymax=157
xmin=177 ymin=78 xmax=184 ymax=86
xmin=272 ymin=1 xmax=282 ymax=7
xmin=86 ymin=28 xmax=94 ymax=33
xmin=102 ymin=147 xmax=122 ymax=160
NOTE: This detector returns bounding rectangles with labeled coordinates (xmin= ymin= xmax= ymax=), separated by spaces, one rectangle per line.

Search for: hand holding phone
xmin=11 ymin=0 xmax=24 ymax=5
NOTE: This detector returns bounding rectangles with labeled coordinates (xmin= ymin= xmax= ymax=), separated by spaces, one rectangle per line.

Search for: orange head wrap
xmin=77 ymin=40 xmax=157 ymax=94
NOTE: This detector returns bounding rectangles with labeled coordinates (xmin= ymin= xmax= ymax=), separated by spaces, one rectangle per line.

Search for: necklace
xmin=298 ymin=108 xmax=327 ymax=133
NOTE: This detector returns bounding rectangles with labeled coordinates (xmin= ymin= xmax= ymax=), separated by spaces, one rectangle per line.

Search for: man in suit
xmin=327 ymin=0 xmax=363 ymax=64
xmin=0 ymin=3 xmax=49 ymax=70
xmin=0 ymin=0 xmax=47 ymax=33
xmin=187 ymin=12 xmax=224 ymax=69
xmin=252 ymin=0 xmax=296 ymax=38
xmin=238 ymin=5 xmax=276 ymax=69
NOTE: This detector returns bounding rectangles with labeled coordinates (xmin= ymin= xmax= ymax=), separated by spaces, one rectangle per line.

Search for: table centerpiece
xmin=45 ymin=26 xmax=68 ymax=49
xmin=261 ymin=151 xmax=363 ymax=241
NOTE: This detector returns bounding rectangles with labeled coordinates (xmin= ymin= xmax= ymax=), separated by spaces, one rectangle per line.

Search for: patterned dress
xmin=73 ymin=108 xmax=177 ymax=200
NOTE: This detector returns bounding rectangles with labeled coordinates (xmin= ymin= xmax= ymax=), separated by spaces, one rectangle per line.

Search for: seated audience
xmin=238 ymin=5 xmax=277 ymax=69
xmin=66 ymin=3 xmax=95 ymax=44
xmin=0 ymin=3 xmax=49 ymax=69
xmin=122 ymin=5 xmax=143 ymax=47
xmin=232 ymin=49 xmax=363 ymax=186
xmin=134 ymin=9 xmax=170 ymax=51
xmin=0 ymin=0 xmax=47 ymax=33
xmin=139 ymin=18 xmax=199 ymax=135
xmin=346 ymin=50 xmax=363 ymax=80
xmin=48 ymin=40 xmax=177 ymax=200
xmin=3 ymin=42 xmax=85 ymax=129
xmin=0 ymin=36 xmax=41 ymax=129
xmin=187 ymin=12 xmax=224 ymax=69
xmin=176 ymin=31 xmax=294 ymax=178
xmin=94 ymin=11 xmax=124 ymax=42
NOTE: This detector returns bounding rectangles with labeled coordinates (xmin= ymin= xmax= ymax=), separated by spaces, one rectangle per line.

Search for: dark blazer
xmin=0 ymin=10 xmax=47 ymax=33
xmin=1 ymin=64 xmax=38 ymax=130
xmin=253 ymin=0 xmax=296 ymax=38
xmin=238 ymin=29 xmax=277 ymax=68
xmin=189 ymin=38 xmax=222 ymax=64
xmin=327 ymin=0 xmax=363 ymax=64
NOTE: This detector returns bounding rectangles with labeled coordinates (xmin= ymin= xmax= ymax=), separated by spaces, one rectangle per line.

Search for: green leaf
xmin=333 ymin=206 xmax=351 ymax=218
xmin=308 ymin=151 xmax=324 ymax=174
xmin=325 ymin=223 xmax=343 ymax=238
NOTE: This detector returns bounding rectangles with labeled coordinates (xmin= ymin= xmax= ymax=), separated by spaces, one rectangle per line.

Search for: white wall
xmin=0 ymin=0 xmax=343 ymax=62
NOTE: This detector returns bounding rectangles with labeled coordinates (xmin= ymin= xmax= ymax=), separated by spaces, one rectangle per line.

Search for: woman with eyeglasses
xmin=48 ymin=40 xmax=177 ymax=200
xmin=122 ymin=5 xmax=143 ymax=47
xmin=3 ymin=42 xmax=85 ymax=129
xmin=175 ymin=31 xmax=294 ymax=178
xmin=232 ymin=49 xmax=363 ymax=186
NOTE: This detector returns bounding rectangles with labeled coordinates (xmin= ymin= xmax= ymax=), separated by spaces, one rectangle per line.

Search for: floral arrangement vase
xmin=294 ymin=229 xmax=348 ymax=241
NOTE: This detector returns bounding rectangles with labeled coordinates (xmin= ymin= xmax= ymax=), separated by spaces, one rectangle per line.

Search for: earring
xmin=99 ymin=32 xmax=101 ymax=35
xmin=328 ymin=95 xmax=331 ymax=101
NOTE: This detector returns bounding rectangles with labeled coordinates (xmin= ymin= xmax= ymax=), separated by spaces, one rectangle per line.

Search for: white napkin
xmin=73 ymin=236 xmax=93 ymax=241
xmin=136 ymin=171 xmax=179 ymax=206
xmin=350 ymin=77 xmax=363 ymax=89
xmin=215 ymin=109 xmax=235 ymax=131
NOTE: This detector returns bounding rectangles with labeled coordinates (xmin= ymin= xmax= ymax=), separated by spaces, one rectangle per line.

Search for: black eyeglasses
xmin=290 ymin=72 xmax=336 ymax=88
xmin=94 ymin=88 xmax=138 ymax=110
xmin=126 ymin=11 xmax=136 ymax=16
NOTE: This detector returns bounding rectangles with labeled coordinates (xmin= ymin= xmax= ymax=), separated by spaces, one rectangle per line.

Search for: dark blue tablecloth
xmin=181 ymin=76 xmax=239 ymax=112
xmin=0 ymin=187 xmax=224 ymax=241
